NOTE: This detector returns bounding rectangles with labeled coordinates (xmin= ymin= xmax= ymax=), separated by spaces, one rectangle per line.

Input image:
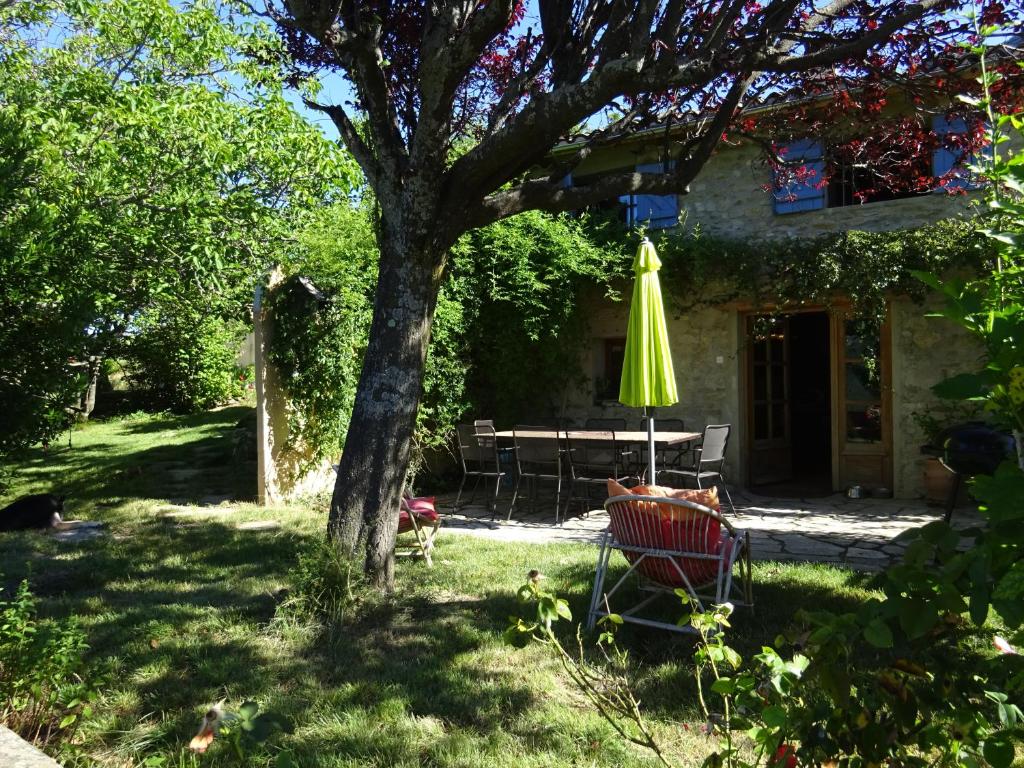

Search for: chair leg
xmin=489 ymin=474 xmax=502 ymax=520
xmin=453 ymin=473 xmax=467 ymax=512
xmin=718 ymin=476 xmax=736 ymax=515
xmin=586 ymin=533 xmax=613 ymax=630
xmin=507 ymin=471 xmax=521 ymax=521
xmin=557 ymin=475 xmax=565 ymax=524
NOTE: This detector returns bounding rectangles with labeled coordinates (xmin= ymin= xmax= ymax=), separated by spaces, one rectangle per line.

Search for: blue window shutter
xmin=773 ymin=138 xmax=825 ymax=214
xmin=630 ymin=161 xmax=679 ymax=229
xmin=933 ymin=115 xmax=974 ymax=191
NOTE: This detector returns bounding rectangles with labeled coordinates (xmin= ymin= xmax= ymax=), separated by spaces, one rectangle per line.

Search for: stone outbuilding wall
xmin=254 ymin=275 xmax=336 ymax=505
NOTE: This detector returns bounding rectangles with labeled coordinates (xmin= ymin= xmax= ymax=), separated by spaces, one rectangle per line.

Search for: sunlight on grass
xmin=0 ymin=410 xmax=884 ymax=767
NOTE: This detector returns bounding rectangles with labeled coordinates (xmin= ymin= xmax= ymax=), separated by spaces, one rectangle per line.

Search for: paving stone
xmin=845 ymin=546 xmax=889 ymax=560
xmin=236 ymin=520 xmax=281 ymax=531
xmin=167 ymin=469 xmax=204 ymax=482
xmin=52 ymin=521 xmax=105 ymax=543
xmin=778 ymin=535 xmax=844 ymax=557
xmin=0 ymin=725 xmax=61 ymax=767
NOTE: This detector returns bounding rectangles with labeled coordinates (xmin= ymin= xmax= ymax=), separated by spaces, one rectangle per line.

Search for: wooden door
xmin=831 ymin=311 xmax=893 ymax=490
xmin=747 ymin=315 xmax=793 ymax=484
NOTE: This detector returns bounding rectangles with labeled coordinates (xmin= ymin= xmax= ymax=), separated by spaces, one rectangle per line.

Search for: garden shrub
xmin=125 ymin=305 xmax=250 ymax=413
xmin=0 ymin=580 xmax=99 ymax=749
xmin=268 ymin=205 xmax=629 ymax=472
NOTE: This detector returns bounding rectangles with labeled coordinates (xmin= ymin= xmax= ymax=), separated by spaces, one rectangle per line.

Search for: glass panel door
xmin=833 ymin=312 xmax=892 ymax=490
xmin=748 ymin=315 xmax=793 ymax=484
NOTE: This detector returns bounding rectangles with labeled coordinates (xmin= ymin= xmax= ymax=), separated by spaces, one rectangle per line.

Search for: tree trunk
xmin=327 ymin=228 xmax=442 ymax=591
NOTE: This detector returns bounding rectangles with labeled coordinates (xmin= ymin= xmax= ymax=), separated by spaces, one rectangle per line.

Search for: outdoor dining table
xmin=494 ymin=429 xmax=701 ymax=446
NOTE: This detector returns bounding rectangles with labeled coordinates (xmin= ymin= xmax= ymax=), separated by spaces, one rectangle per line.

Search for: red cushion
xmin=607 ymin=496 xmax=726 ymax=588
xmin=398 ymin=496 xmax=438 ymax=534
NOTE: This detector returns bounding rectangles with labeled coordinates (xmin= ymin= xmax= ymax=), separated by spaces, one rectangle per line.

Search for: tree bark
xmin=327 ymin=224 xmax=442 ymax=591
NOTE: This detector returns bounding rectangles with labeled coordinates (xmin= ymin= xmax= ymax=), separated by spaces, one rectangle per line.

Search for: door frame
xmin=739 ymin=302 xmax=893 ymax=491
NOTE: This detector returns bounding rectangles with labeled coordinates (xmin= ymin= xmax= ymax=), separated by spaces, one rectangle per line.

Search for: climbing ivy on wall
xmin=267 ymin=204 xmax=992 ymax=474
xmin=647 ymin=216 xmax=996 ymax=321
xmin=265 ymin=204 xmax=626 ymax=473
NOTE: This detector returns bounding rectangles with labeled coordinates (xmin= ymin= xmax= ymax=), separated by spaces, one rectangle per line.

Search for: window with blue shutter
xmin=773 ymin=138 xmax=825 ymax=214
xmin=622 ymin=161 xmax=679 ymax=229
xmin=933 ymin=115 xmax=983 ymax=191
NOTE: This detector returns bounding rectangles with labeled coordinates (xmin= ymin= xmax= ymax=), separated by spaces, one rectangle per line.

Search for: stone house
xmin=552 ymin=118 xmax=989 ymax=500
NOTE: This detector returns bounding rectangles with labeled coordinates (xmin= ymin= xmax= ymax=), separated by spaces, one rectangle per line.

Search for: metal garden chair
xmin=453 ymin=423 xmax=507 ymax=518
xmin=657 ymin=424 xmax=735 ymax=513
xmin=564 ymin=430 xmax=638 ymax=522
xmin=586 ymin=494 xmax=753 ymax=634
xmin=510 ymin=426 xmax=564 ymax=520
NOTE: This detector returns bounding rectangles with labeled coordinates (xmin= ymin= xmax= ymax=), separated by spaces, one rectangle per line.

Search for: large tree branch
xmin=464 ymin=165 xmax=694 ymax=231
xmin=444 ymin=54 xmax=724 ymax=215
xmin=304 ymin=98 xmax=380 ymax=189
xmin=758 ymin=0 xmax=945 ymax=71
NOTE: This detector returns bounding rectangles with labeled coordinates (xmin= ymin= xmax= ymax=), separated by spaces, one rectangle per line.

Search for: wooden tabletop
xmin=494 ymin=429 xmax=701 ymax=446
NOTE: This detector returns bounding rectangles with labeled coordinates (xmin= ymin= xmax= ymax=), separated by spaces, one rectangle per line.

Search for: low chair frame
xmin=586 ymin=494 xmax=753 ymax=635
xmin=397 ymin=494 xmax=440 ymax=567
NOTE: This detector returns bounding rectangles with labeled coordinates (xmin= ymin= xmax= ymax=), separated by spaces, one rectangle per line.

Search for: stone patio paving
xmin=436 ymin=488 xmax=981 ymax=571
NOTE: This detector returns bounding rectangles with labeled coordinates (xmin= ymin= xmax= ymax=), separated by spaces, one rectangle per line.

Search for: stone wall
xmin=562 ymin=294 xmax=744 ymax=473
xmin=564 ymin=290 xmax=984 ymax=499
xmin=889 ymin=295 xmax=984 ymax=497
xmin=678 ymin=142 xmax=977 ymax=239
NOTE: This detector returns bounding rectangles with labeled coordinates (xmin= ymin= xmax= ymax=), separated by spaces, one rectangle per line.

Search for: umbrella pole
xmin=647 ymin=406 xmax=656 ymax=483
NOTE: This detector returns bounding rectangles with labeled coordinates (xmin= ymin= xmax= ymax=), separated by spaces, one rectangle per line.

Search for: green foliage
xmin=268 ymin=206 xmax=627 ymax=471
xmin=278 ymin=538 xmax=361 ymax=625
xmin=264 ymin=203 xmax=376 ymax=465
xmin=0 ymin=0 xmax=351 ymax=454
xmin=124 ymin=304 xmax=250 ymax=412
xmin=651 ymin=217 xmax=995 ymax=321
xmin=214 ymin=701 xmax=294 ymax=764
xmin=0 ymin=580 xmax=100 ymax=749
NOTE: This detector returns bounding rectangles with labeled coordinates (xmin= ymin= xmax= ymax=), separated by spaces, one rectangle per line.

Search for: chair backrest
xmin=605 ymin=495 xmax=734 ymax=587
xmin=565 ymin=430 xmax=619 ymax=476
xmin=699 ymin=424 xmax=731 ymax=467
xmin=586 ymin=417 xmax=627 ymax=431
xmin=473 ymin=423 xmax=501 ymax=466
xmin=654 ymin=418 xmax=685 ymax=433
xmin=513 ymin=426 xmax=561 ymax=471
xmin=474 ymin=419 xmax=494 ymax=429
xmin=456 ymin=424 xmax=484 ymax=468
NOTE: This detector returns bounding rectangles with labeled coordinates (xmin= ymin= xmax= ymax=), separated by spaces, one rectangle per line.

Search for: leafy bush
xmin=125 ymin=305 xmax=250 ymax=413
xmin=267 ymin=205 xmax=628 ymax=469
xmin=278 ymin=540 xmax=361 ymax=625
xmin=0 ymin=580 xmax=99 ymax=749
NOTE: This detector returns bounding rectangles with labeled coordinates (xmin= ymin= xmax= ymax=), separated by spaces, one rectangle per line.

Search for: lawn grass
xmin=0 ymin=409 xmax=883 ymax=767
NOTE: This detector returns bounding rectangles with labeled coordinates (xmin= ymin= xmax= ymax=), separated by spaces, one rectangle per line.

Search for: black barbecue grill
xmin=920 ymin=421 xmax=1016 ymax=522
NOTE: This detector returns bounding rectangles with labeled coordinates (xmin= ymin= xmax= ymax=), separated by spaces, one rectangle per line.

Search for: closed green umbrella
xmin=619 ymin=237 xmax=678 ymax=482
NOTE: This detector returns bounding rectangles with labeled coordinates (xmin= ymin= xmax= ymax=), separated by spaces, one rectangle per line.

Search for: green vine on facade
xmin=266 ymin=206 xmax=992 ymax=467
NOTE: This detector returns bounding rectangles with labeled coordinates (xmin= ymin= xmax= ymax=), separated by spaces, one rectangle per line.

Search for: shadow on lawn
xmin=2 ymin=406 xmax=256 ymax=506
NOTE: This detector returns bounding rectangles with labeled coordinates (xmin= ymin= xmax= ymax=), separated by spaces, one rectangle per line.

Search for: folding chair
xmin=397 ymin=494 xmax=440 ymax=566
xmin=511 ymin=426 xmax=564 ymax=520
xmin=564 ymin=430 xmax=638 ymax=523
xmin=658 ymin=424 xmax=736 ymax=513
xmin=586 ymin=493 xmax=753 ymax=634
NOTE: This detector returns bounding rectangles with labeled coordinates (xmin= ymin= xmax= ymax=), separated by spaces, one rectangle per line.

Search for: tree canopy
xmin=0 ymin=0 xmax=354 ymax=453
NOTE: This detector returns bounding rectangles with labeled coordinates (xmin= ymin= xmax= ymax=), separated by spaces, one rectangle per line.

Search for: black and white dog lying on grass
xmin=0 ymin=493 xmax=64 ymax=531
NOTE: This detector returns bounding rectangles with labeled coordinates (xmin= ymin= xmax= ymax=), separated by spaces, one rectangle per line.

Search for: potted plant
xmin=911 ymin=404 xmax=982 ymax=506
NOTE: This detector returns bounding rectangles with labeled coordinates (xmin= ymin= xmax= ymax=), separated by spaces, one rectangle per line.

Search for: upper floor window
xmin=774 ymin=116 xmax=983 ymax=215
xmin=620 ymin=162 xmax=679 ymax=230
xmin=567 ymin=162 xmax=679 ymax=229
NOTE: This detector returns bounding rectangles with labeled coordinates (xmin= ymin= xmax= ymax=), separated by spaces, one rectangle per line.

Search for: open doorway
xmin=747 ymin=311 xmax=832 ymax=497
